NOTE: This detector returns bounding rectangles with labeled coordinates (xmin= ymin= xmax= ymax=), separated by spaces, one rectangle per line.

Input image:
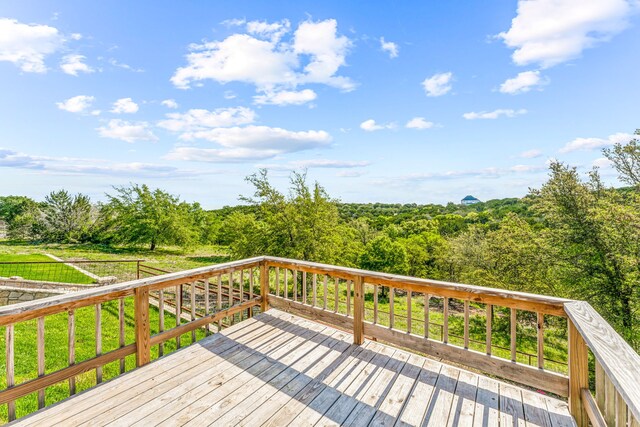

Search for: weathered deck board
xmin=13 ymin=309 xmax=575 ymax=427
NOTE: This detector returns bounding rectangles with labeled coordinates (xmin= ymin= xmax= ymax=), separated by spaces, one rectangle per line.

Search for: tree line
xmin=1 ymin=129 xmax=639 ymax=348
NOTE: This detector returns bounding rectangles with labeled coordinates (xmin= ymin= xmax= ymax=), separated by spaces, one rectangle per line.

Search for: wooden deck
xmin=14 ymin=309 xmax=576 ymax=427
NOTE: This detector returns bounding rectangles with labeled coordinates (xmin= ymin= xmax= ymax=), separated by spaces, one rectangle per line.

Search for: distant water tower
xmin=460 ymin=195 xmax=481 ymax=205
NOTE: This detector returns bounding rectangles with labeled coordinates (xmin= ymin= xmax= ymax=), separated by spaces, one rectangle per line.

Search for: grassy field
xmin=0 ymin=297 xmax=207 ymax=422
xmin=0 ymin=254 xmax=95 ymax=284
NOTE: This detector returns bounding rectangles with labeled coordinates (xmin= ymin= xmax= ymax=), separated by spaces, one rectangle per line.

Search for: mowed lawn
xmin=0 ymin=298 xmax=206 ymax=422
xmin=0 ymin=254 xmax=95 ymax=284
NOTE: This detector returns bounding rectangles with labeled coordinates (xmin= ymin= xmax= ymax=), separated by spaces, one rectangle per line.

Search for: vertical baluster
xmin=323 ymin=276 xmax=328 ymax=310
xmin=159 ymin=289 xmax=165 ymax=355
xmin=293 ymin=270 xmax=298 ymax=302
xmin=604 ymin=376 xmax=616 ymax=426
xmin=486 ymin=304 xmax=492 ymax=355
xmin=389 ymin=287 xmax=395 ymax=329
xmin=229 ymin=272 xmax=235 ymax=325
xmin=424 ymin=294 xmax=430 ymax=338
xmin=217 ymin=275 xmax=222 ymax=331
xmin=373 ymin=284 xmax=379 ymax=324
xmin=302 ymin=271 xmax=307 ymax=304
xmin=537 ymin=312 xmax=544 ymax=369
xmin=6 ymin=323 xmax=15 ymax=421
xmin=68 ymin=310 xmax=76 ymax=395
xmin=595 ymin=362 xmax=604 ymax=413
xmin=37 ymin=317 xmax=45 ymax=409
xmin=510 ymin=308 xmax=517 ymax=362
xmin=176 ymin=284 xmax=181 ymax=348
xmin=276 ymin=267 xmax=280 ymax=297
xmin=240 ymin=270 xmax=244 ymax=303
xmin=346 ymin=280 xmax=352 ymax=316
xmin=407 ymin=290 xmax=412 ymax=334
xmin=463 ymin=300 xmax=469 ymax=349
xmin=616 ymin=391 xmax=627 ymax=427
xmin=334 ymin=277 xmax=339 ymax=312
xmin=284 ymin=269 xmax=288 ymax=300
xmin=96 ymin=303 xmax=103 ymax=383
xmin=313 ymin=274 xmax=317 ymax=307
xmin=204 ymin=279 xmax=210 ymax=331
xmin=443 ymin=297 xmax=449 ymax=343
xmin=190 ymin=281 xmax=196 ymax=342
xmin=119 ymin=297 xmax=125 ymax=373
xmin=250 ymin=267 xmax=254 ymax=300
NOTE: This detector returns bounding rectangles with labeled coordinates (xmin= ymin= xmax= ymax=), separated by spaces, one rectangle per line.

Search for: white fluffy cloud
xmin=593 ymin=157 xmax=613 ymax=168
xmin=360 ymin=119 xmax=395 ymax=132
xmin=499 ymin=70 xmax=547 ymax=94
xmin=422 ymin=72 xmax=453 ymax=97
xmin=463 ymin=109 xmax=527 ymax=120
xmin=111 ymin=98 xmax=139 ymax=114
xmin=560 ymin=132 xmax=633 ymax=153
xmin=406 ymin=117 xmax=434 ymax=130
xmin=97 ymin=119 xmax=158 ymax=143
xmin=158 ymin=107 xmax=255 ymax=132
xmin=253 ymin=89 xmax=317 ymax=106
xmin=56 ymin=95 xmax=95 ymax=113
xmin=166 ymin=125 xmax=331 ymax=163
xmin=380 ymin=37 xmax=399 ymax=58
xmin=171 ymin=19 xmax=354 ymax=96
xmin=519 ymin=149 xmax=543 ymax=159
xmin=161 ymin=99 xmax=179 ymax=109
xmin=60 ymin=54 xmax=94 ymax=76
xmin=0 ymin=18 xmax=65 ymax=73
xmin=498 ymin=0 xmax=636 ymax=68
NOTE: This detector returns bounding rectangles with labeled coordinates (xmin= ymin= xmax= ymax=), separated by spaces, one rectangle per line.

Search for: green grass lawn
xmin=0 ymin=254 xmax=95 ymax=284
xmin=0 ymin=297 xmax=206 ymax=423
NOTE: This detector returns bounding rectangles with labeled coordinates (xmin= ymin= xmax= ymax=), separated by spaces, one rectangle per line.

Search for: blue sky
xmin=1 ymin=1 xmax=639 ymax=208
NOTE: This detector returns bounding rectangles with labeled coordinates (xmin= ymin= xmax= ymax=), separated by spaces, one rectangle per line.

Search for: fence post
xmin=134 ymin=287 xmax=151 ymax=366
xmin=260 ymin=262 xmax=269 ymax=313
xmin=353 ymin=276 xmax=365 ymax=345
xmin=569 ymin=319 xmax=589 ymax=427
xmin=136 ymin=260 xmax=141 ymax=279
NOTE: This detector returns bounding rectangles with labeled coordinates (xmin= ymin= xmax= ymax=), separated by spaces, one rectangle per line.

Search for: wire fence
xmin=0 ymin=259 xmax=143 ymax=285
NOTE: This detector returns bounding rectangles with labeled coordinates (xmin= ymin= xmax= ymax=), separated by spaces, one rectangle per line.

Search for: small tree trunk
xmin=150 ymin=240 xmax=156 ymax=251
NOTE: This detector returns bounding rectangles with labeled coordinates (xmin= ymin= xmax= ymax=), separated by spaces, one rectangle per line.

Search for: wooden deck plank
xmin=446 ymin=370 xmax=479 ymax=427
xmin=368 ymin=353 xmax=425 ymax=427
xmin=260 ymin=342 xmax=367 ymax=427
xmin=471 ymin=376 xmax=500 ymax=427
xmin=499 ymin=382 xmax=527 ymax=427
xmin=12 ymin=309 xmax=575 ymax=427
xmin=205 ymin=329 xmax=346 ymax=426
xmin=521 ymin=389 xmax=553 ymax=427
xmin=23 ymin=314 xmax=275 ymax=426
xmin=237 ymin=330 xmax=353 ymax=426
xmin=165 ymin=316 xmax=330 ymax=426
xmin=423 ymin=364 xmax=461 ymax=427
xmin=395 ymin=358 xmax=443 ymax=427
xmin=288 ymin=341 xmax=380 ymax=427
xmin=316 ymin=344 xmax=399 ymax=426
xmin=343 ymin=350 xmax=413 ymax=427
xmin=73 ymin=316 xmax=298 ymax=426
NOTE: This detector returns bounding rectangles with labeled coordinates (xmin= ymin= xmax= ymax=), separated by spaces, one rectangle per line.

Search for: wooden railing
xmin=0 ymin=257 xmax=266 ymax=423
xmin=0 ymin=256 xmax=638 ymax=425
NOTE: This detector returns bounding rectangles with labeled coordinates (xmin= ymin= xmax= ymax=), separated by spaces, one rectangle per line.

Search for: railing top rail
xmin=0 ymin=256 xmax=264 ymax=324
xmin=263 ymin=256 xmax=573 ymax=315
xmin=564 ymin=301 xmax=640 ymax=421
xmin=0 ymin=259 xmax=144 ymax=265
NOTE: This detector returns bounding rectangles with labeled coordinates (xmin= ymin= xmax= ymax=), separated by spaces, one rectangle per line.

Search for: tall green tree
xmin=101 ymin=184 xmax=199 ymax=250
xmin=603 ymin=129 xmax=640 ymax=186
xmin=40 ymin=190 xmax=93 ymax=243
xmin=241 ymin=170 xmax=343 ymax=263
xmin=533 ymin=162 xmax=640 ymax=346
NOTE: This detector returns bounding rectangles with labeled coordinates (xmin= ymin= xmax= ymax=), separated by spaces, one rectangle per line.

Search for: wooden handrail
xmin=565 ymin=301 xmax=640 ymax=427
xmin=2 ymin=256 xmax=639 ymax=426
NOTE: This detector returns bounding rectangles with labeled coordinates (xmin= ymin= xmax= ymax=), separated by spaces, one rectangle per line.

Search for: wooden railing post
xmin=569 ymin=319 xmax=589 ymax=427
xmin=353 ymin=276 xmax=364 ymax=345
xmin=260 ymin=262 xmax=269 ymax=313
xmin=134 ymin=287 xmax=151 ymax=367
